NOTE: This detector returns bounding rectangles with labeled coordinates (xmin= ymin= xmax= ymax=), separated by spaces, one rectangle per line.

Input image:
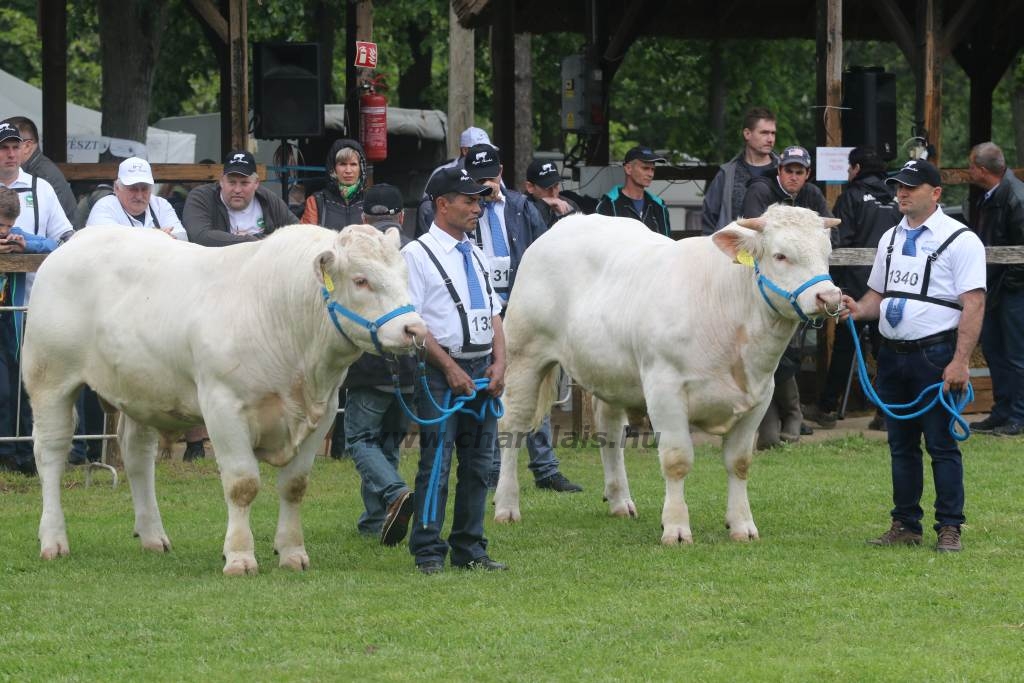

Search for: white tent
xmin=0 ymin=67 xmax=195 ymax=163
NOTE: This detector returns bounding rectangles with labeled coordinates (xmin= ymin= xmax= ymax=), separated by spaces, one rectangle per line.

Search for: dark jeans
xmin=819 ymin=321 xmax=881 ymax=413
xmin=980 ymin=289 xmax=1024 ymax=424
xmin=875 ymin=341 xmax=965 ymax=533
xmin=344 ymin=387 xmax=410 ymax=535
xmin=409 ymin=356 xmax=496 ymax=567
xmin=0 ymin=316 xmax=33 ymax=466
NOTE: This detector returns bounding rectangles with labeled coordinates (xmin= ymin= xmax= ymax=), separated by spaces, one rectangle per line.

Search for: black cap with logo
xmin=223 ymin=150 xmax=257 ymax=176
xmin=885 ymin=159 xmax=942 ymax=188
xmin=425 ymin=167 xmax=492 ymax=200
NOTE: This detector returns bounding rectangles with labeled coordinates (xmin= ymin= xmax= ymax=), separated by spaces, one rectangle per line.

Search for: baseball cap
xmin=425 ymin=167 xmax=492 ymax=200
xmin=223 ymin=150 xmax=257 ymax=176
xmin=0 ymin=122 xmax=23 ymax=143
xmin=885 ymin=158 xmax=942 ymax=188
xmin=459 ymin=126 xmax=492 ymax=148
xmin=464 ymin=144 xmax=501 ymax=180
xmin=117 ymin=157 xmax=154 ymax=186
xmin=526 ymin=160 xmax=560 ymax=189
xmin=363 ymin=183 xmax=404 ymax=216
xmin=624 ymin=146 xmax=666 ymax=163
xmin=779 ymin=145 xmax=812 ymax=168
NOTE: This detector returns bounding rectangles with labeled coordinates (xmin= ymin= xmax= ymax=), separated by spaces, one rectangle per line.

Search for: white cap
xmin=117 ymin=157 xmax=154 ymax=186
xmin=459 ymin=126 xmax=492 ymax=148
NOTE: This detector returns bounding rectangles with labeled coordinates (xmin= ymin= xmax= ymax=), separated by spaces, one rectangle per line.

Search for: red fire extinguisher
xmin=359 ymin=76 xmax=388 ymax=163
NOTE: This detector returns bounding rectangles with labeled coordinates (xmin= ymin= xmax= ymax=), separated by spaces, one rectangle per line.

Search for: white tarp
xmin=0 ymin=67 xmax=196 ymax=163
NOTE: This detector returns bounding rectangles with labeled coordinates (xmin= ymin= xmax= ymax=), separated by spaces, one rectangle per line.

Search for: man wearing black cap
xmin=842 ymin=158 xmax=986 ymax=553
xmin=402 ymin=167 xmax=509 ymax=574
xmin=741 ymin=145 xmax=831 ymax=219
xmin=183 ymin=150 xmax=295 ymax=246
xmin=524 ymin=159 xmax=580 ymax=228
xmin=595 ymin=146 xmax=671 ymax=236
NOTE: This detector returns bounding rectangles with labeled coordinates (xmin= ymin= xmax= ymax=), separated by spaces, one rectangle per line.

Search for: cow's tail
xmin=531 ymin=363 xmax=561 ymax=430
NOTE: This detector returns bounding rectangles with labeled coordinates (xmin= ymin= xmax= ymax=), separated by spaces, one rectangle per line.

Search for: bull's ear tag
xmin=736 ymin=250 xmax=755 ymax=267
xmin=322 ymin=269 xmax=335 ymax=293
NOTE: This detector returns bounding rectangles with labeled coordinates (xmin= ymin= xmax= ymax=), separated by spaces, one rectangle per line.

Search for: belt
xmin=440 ymin=346 xmax=492 ymax=360
xmin=881 ymin=329 xmax=957 ymax=353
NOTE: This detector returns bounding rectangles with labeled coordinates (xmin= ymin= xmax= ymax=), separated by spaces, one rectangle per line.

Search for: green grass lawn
xmin=2 ymin=435 xmax=1023 ymax=682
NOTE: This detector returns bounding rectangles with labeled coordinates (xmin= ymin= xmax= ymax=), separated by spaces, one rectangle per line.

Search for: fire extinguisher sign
xmin=354 ymin=41 xmax=378 ymax=69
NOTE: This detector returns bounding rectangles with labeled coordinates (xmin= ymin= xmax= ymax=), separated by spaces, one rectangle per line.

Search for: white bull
xmin=494 ymin=205 xmax=841 ymax=543
xmin=23 ymin=224 xmax=426 ymax=574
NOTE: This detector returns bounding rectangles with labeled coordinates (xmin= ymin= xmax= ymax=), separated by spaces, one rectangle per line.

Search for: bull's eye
xmin=353 ymin=277 xmax=369 ymax=288
xmin=773 ymin=253 xmax=787 ymax=262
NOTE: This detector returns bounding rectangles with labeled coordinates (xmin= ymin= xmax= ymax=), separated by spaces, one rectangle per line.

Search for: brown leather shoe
xmin=866 ymin=519 xmax=922 ymax=546
xmin=380 ymin=489 xmax=414 ymax=547
xmin=936 ymin=525 xmax=962 ymax=552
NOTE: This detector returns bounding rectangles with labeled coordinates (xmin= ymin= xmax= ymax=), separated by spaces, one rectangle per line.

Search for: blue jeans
xmin=0 ymin=315 xmax=32 ymax=466
xmin=409 ymin=357 xmax=496 ymax=567
xmin=980 ymin=289 xmax=1024 ymax=424
xmin=875 ymin=341 xmax=965 ymax=533
xmin=489 ymin=414 xmax=560 ymax=483
xmin=344 ymin=387 xmax=410 ymax=535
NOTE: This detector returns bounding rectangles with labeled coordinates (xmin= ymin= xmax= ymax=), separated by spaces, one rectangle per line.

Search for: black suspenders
xmin=12 ymin=174 xmax=40 ymax=234
xmin=149 ymin=202 xmax=162 ymax=230
xmin=882 ymin=227 xmax=969 ymax=311
xmin=417 ymin=239 xmax=493 ymax=353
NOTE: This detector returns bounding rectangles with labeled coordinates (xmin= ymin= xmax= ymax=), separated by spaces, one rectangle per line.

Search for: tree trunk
xmin=97 ymin=1 xmax=169 ymax=145
xmin=398 ymin=23 xmax=433 ymax=109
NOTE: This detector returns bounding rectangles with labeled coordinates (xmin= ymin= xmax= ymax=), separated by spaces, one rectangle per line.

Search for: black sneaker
xmin=535 ymin=472 xmax=582 ymax=493
xmin=970 ymin=416 xmax=1005 ymax=434
xmin=417 ymin=560 xmax=444 ymax=575
xmin=457 ymin=555 xmax=508 ymax=571
xmin=993 ymin=421 xmax=1024 ymax=437
xmin=380 ymin=489 xmax=414 ymax=547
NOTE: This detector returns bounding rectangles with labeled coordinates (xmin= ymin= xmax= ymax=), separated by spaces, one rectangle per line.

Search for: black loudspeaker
xmin=841 ymin=67 xmax=897 ymax=161
xmin=254 ymin=42 xmax=324 ymax=139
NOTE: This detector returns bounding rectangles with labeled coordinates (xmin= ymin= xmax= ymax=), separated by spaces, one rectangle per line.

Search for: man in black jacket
xmin=596 ymin=146 xmax=671 ymax=236
xmin=183 ymin=150 xmax=295 ymax=246
xmin=808 ymin=147 xmax=899 ymax=430
xmin=967 ymin=142 xmax=1024 ymax=436
xmin=341 ymin=184 xmax=417 ymax=545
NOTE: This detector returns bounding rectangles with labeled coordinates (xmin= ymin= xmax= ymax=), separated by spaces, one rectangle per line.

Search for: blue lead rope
xmin=393 ymin=365 xmax=503 ymax=527
xmin=846 ymin=317 xmax=972 ymax=441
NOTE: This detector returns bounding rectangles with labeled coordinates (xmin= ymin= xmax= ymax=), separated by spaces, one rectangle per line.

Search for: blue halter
xmin=754 ymin=260 xmax=834 ymax=327
xmin=320 ymin=285 xmax=415 ymax=356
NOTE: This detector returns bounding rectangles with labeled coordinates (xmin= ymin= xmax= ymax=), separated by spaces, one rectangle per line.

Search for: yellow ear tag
xmin=736 ymin=250 xmax=755 ymax=267
xmin=322 ymin=270 xmax=335 ymax=293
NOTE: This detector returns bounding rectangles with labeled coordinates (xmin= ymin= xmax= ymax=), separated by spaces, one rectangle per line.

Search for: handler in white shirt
xmin=86 ymin=157 xmax=188 ymax=241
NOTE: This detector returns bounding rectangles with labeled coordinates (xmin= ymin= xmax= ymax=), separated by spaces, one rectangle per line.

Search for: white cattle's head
xmin=712 ymin=204 xmax=842 ymax=323
xmin=315 ymin=224 xmax=427 ymax=354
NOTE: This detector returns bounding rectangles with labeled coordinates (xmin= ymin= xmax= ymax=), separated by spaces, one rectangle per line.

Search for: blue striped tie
xmin=884 ymin=228 xmax=924 ymax=328
xmin=485 ymin=201 xmax=509 ymax=257
xmin=455 ymin=241 xmax=486 ymax=309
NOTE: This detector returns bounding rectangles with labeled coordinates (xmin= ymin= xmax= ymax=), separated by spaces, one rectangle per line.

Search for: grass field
xmin=2 ymin=434 xmax=1023 ymax=682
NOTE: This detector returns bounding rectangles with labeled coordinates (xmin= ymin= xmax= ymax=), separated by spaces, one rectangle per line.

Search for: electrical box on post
xmin=561 ymin=54 xmax=603 ymax=134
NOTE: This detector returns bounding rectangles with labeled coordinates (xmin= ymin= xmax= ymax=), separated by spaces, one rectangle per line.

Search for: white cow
xmin=493 ymin=206 xmax=841 ymax=543
xmin=23 ymin=224 xmax=426 ymax=574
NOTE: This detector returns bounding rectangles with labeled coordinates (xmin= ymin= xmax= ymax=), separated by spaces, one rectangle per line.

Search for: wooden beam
xmin=227 ymin=0 xmax=248 ymax=152
xmin=56 ymin=162 xmax=267 ymax=182
xmin=447 ymin=1 xmax=475 ymax=159
xmin=870 ymin=0 xmax=917 ymax=71
xmin=39 ymin=0 xmax=68 ymax=163
xmin=921 ymin=0 xmax=942 ymax=164
xmin=490 ymin=2 xmax=517 ymax=184
xmin=514 ymin=33 xmax=532 ymax=191
xmin=602 ymin=0 xmax=649 ymax=81
xmin=940 ymin=0 xmax=981 ymax=57
xmin=187 ymin=0 xmax=228 ymax=44
xmin=816 ymin=0 xmax=843 ymax=197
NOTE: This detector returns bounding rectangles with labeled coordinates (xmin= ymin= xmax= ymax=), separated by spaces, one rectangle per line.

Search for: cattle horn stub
xmin=315 ymin=250 xmax=335 ymax=288
xmin=735 ymin=216 xmax=767 ymax=232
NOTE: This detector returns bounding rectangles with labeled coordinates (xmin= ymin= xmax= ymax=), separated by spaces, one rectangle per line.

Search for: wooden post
xmin=490 ymin=3 xmax=516 ymax=185
xmin=920 ymin=0 xmax=942 ymax=164
xmin=447 ymin=1 xmax=475 ymax=160
xmin=39 ymin=0 xmax=68 ymax=163
xmin=514 ymin=33 xmax=532 ymax=191
xmin=227 ymin=0 xmax=248 ymax=153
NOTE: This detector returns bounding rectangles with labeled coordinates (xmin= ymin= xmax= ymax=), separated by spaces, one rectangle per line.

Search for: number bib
xmin=488 ymin=255 xmax=512 ymax=292
xmin=886 ymin=251 xmax=924 ymax=293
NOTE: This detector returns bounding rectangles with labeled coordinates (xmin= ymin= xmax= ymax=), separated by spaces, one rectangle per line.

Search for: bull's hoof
xmin=278 ymin=549 xmax=310 ymax=571
xmin=661 ymin=526 xmax=694 ymax=545
xmin=608 ymin=500 xmax=638 ymax=518
xmin=39 ymin=538 xmax=70 ymax=560
xmin=728 ymin=521 xmax=760 ymax=541
xmin=493 ymin=506 xmax=521 ymax=523
xmin=138 ymin=532 xmax=172 ymax=553
xmin=223 ymin=554 xmax=259 ymax=576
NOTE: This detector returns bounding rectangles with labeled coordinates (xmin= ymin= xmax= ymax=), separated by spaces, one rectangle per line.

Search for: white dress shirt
xmin=402 ymin=224 xmax=503 ymax=355
xmin=86 ymin=194 xmax=188 ymax=241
